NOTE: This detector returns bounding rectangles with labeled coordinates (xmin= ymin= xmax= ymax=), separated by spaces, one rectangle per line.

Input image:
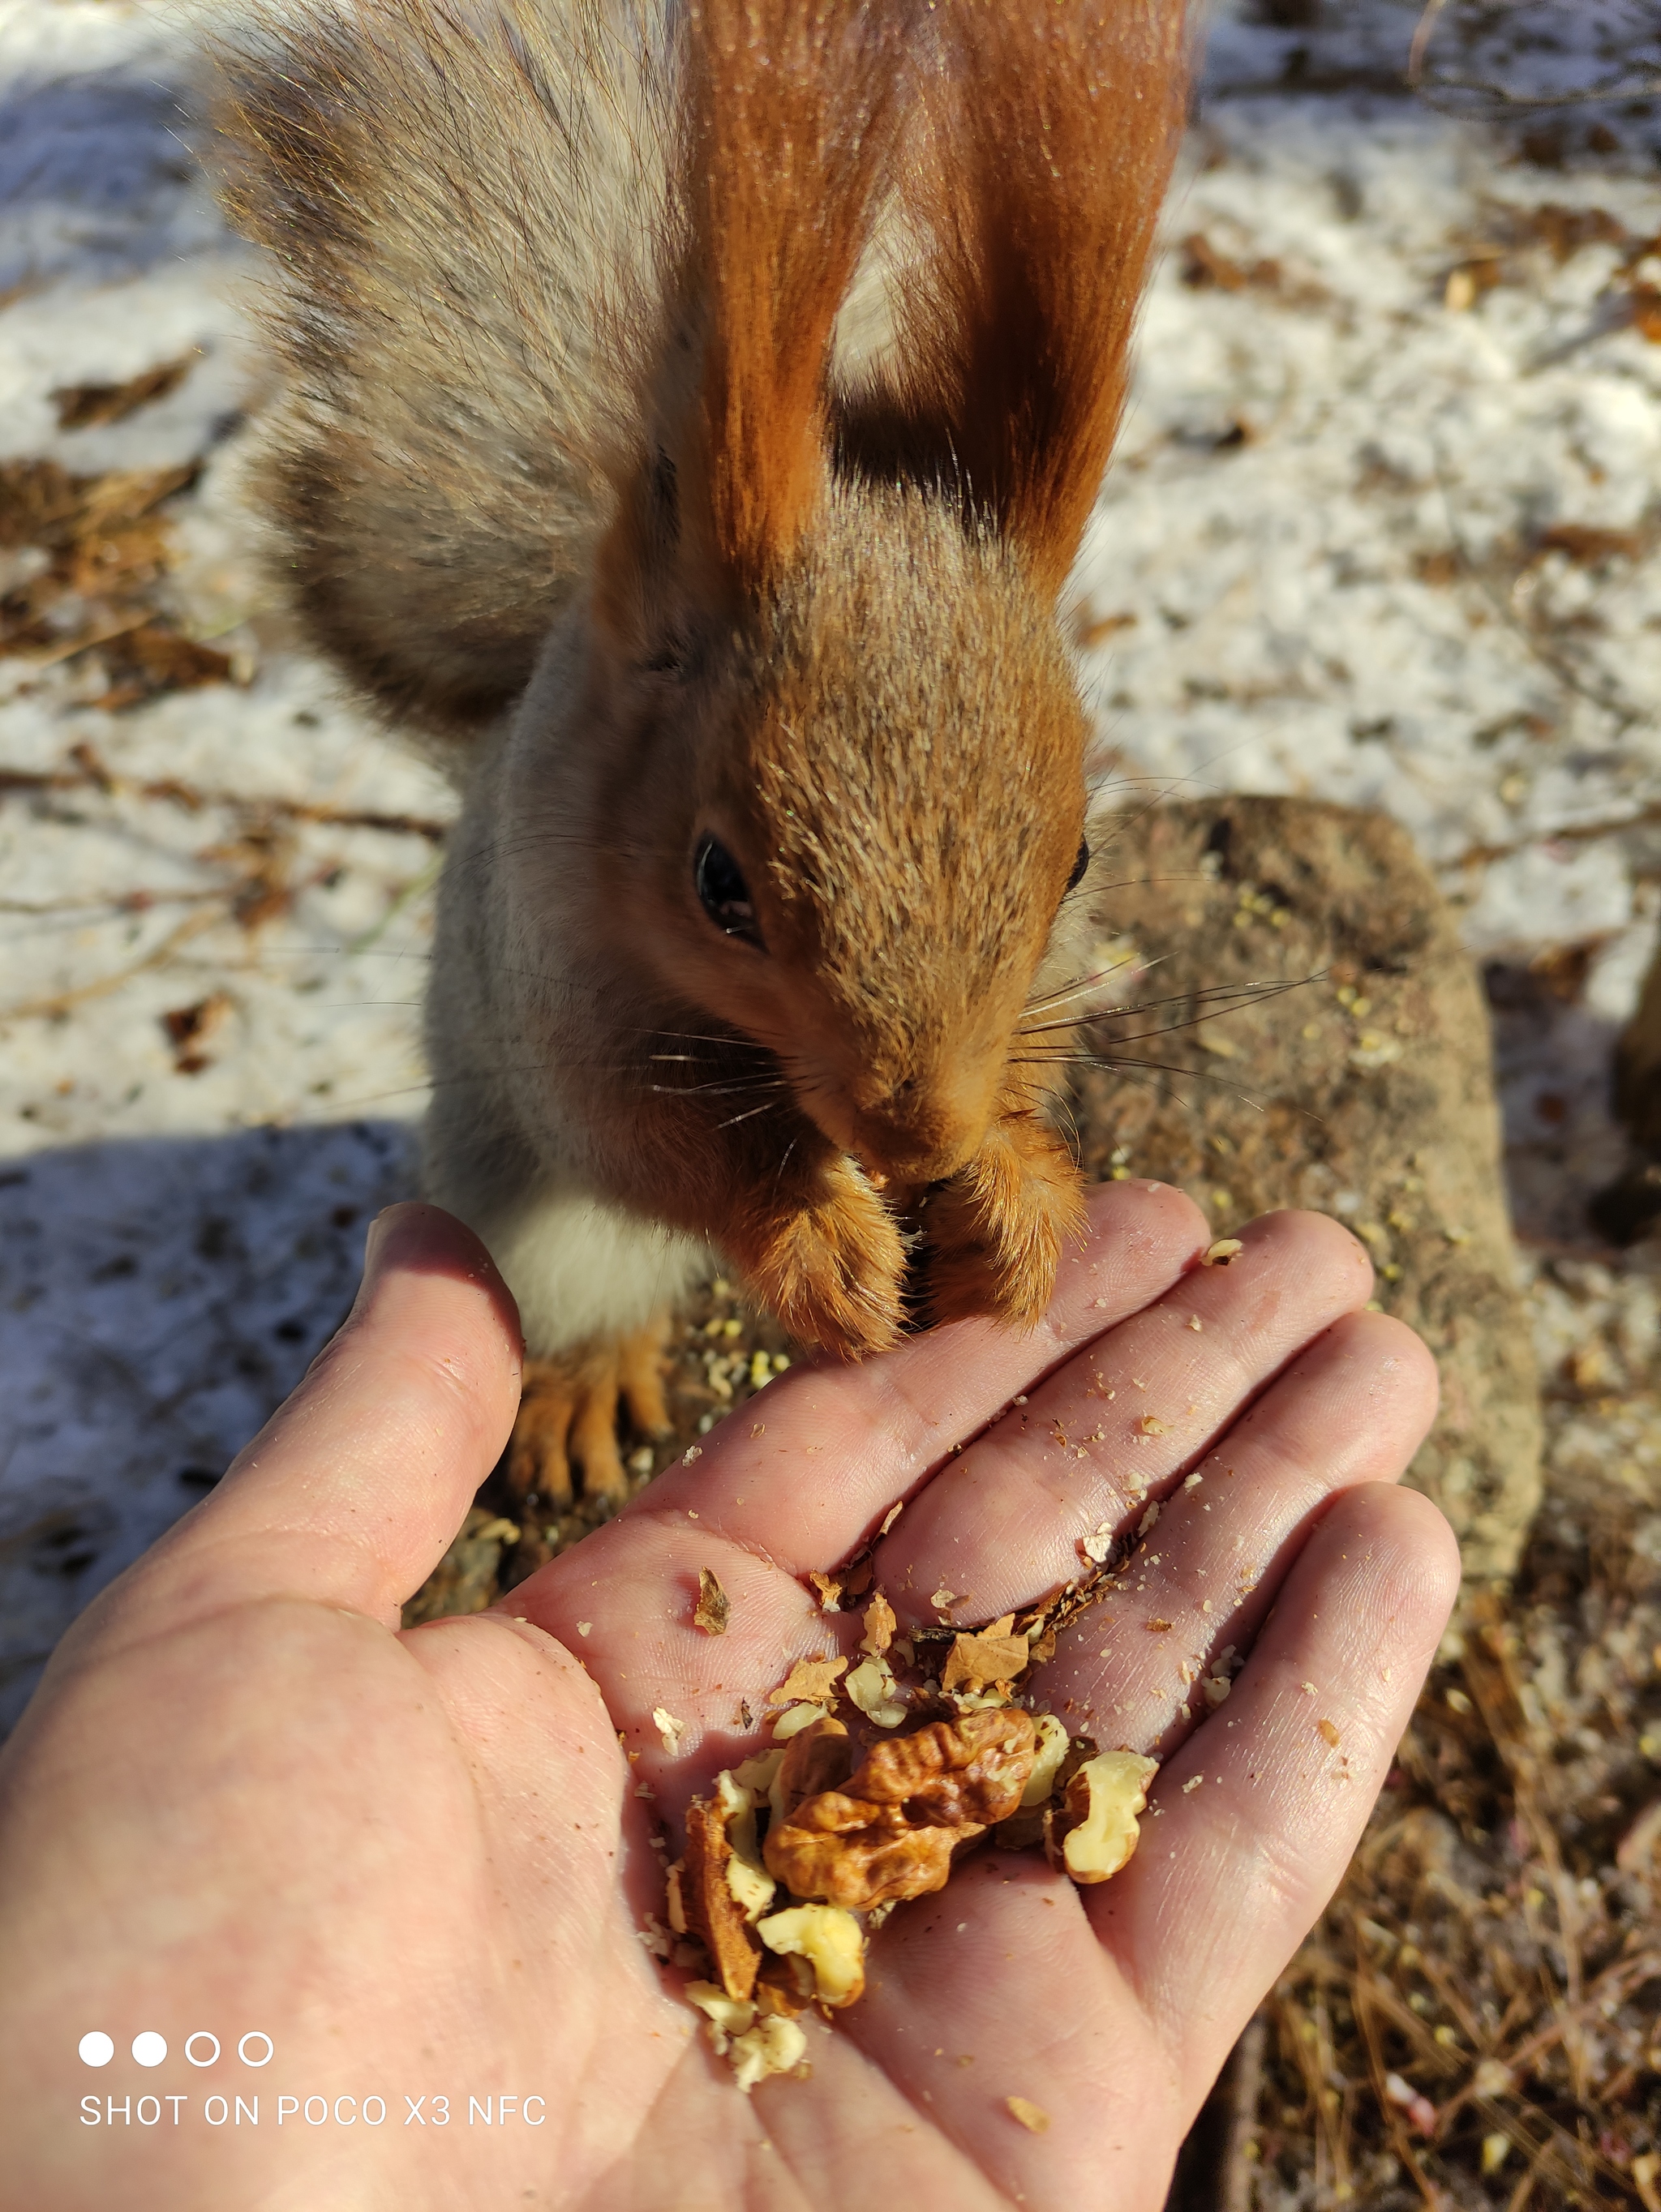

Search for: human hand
xmin=0 ymin=1186 xmax=1454 ymax=2211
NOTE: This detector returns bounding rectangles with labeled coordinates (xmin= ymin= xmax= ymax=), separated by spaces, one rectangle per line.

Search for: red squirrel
xmin=217 ymin=0 xmax=1191 ymax=1502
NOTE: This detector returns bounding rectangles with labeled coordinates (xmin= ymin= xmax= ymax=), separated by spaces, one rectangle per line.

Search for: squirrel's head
xmin=624 ymin=492 xmax=1089 ymax=1190
xmin=586 ymin=0 xmax=1186 ymax=1190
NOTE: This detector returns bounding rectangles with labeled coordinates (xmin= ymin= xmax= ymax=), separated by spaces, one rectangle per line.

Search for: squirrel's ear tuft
xmin=848 ymin=0 xmax=1193 ymax=596
xmin=670 ymin=0 xmax=916 ymax=597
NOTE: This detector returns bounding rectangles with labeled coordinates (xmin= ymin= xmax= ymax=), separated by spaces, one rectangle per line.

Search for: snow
xmin=4 ymin=0 xmax=1661 ymax=1727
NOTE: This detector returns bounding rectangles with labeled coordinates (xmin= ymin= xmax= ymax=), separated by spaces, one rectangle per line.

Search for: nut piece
xmin=714 ymin=1770 xmax=777 ymax=1923
xmin=1058 ymin=1750 xmax=1159 ymax=1884
xmin=768 ymin=1655 xmax=848 ymax=1706
xmin=729 ymin=2013 xmax=809 ymax=2094
xmin=685 ymin=1983 xmax=810 ymax=2091
xmin=861 ymin=1592 xmax=897 ymax=1656
xmin=771 ymin=1700 xmax=833 ymax=1741
xmin=693 ymin=1568 xmax=731 ymax=1635
xmin=683 ymin=1795 xmax=762 ymax=2001
xmin=758 ymin=1903 xmax=867 ymax=2008
xmin=1019 ymin=1713 xmax=1073 ymax=1808
xmin=764 ymin=1708 xmax=1039 ymax=1910
xmin=942 ymin=1618 xmax=1030 ymax=1696
xmin=845 ymin=1653 xmax=908 ymax=1727
xmin=770 ymin=1714 xmax=857 ymax=1827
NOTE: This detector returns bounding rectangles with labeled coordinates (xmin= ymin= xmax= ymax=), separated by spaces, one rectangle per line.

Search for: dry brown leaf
xmin=51 ymin=355 xmax=195 ymax=431
xmin=693 ymin=1567 xmax=731 ymax=1635
xmin=161 ymin=992 xmax=232 ymax=1074
xmin=767 ymin=1654 xmax=848 ymax=1707
xmin=861 ymin=1593 xmax=896 ymax=1657
xmin=942 ymin=1627 xmax=1031 ymax=1695
xmin=1006 ymin=2096 xmax=1051 ymax=2134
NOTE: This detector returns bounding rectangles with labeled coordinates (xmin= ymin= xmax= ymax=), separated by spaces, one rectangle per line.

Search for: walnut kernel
xmin=1059 ymin=1750 xmax=1159 ymax=1884
xmin=764 ymin=1709 xmax=1039 ymax=1910
xmin=758 ymin=1903 xmax=867 ymax=2008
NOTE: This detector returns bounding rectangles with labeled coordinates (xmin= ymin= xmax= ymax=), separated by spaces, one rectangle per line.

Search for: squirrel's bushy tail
xmin=216 ymin=0 xmax=673 ymax=739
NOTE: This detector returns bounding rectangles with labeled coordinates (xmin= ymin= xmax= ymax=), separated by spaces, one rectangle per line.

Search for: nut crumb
xmin=682 ymin=1444 xmax=702 ymax=1464
xmin=653 ymin=1707 xmax=687 ymax=1754
xmin=861 ymin=1592 xmax=897 ymax=1657
xmin=1318 ymin=1718 xmax=1341 ymax=1747
xmin=1006 ymin=2096 xmax=1051 ymax=2134
xmin=807 ymin=1570 xmax=843 ymax=1613
xmin=576 ymin=1621 xmax=592 ymax=1637
xmin=693 ymin=1568 xmax=731 ymax=1635
xmin=1187 ymin=1314 xmax=1203 ymax=1331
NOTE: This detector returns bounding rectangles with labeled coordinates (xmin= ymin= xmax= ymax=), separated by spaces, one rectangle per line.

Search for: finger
xmin=1032 ymin=1310 xmax=1440 ymax=1755
xmin=1090 ymin=1482 xmax=1460 ymax=2092
xmin=603 ymin=1179 xmax=1208 ymax=1574
xmin=875 ymin=1209 xmax=1374 ymax=1626
xmin=500 ymin=1183 xmax=1211 ymax=1794
xmin=88 ymin=1205 xmax=523 ymax=1639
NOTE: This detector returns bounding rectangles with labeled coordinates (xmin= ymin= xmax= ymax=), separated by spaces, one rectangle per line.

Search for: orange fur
xmin=850 ymin=0 xmax=1193 ymax=591
xmin=218 ymin=0 xmax=1193 ymax=1427
xmin=677 ymin=0 xmax=919 ymax=592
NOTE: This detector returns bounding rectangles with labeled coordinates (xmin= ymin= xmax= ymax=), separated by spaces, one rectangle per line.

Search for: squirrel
xmin=215 ymin=0 xmax=1191 ymax=1505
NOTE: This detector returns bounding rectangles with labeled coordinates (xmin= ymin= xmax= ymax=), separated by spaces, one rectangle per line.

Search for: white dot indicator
xmin=79 ymin=2033 xmax=114 ymax=2068
xmin=131 ymin=2033 xmax=167 ymax=2068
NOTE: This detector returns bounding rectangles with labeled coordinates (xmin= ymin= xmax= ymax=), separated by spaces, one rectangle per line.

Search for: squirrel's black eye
xmin=1066 ymin=838 xmax=1091 ymax=894
xmin=694 ymin=834 xmax=762 ymax=945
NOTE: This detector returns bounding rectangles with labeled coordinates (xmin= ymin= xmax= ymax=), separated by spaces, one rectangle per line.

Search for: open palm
xmin=0 ymin=1190 xmax=1454 ymax=2212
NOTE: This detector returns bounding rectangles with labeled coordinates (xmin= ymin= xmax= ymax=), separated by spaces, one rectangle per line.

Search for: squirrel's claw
xmin=505 ymin=1321 xmax=673 ymax=1511
xmin=920 ymin=1115 xmax=1088 ymax=1331
xmin=736 ymin=1162 xmax=908 ymax=1361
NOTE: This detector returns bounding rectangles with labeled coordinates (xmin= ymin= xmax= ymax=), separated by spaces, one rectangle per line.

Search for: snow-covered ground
xmin=5 ymin=0 xmax=1661 ymax=1729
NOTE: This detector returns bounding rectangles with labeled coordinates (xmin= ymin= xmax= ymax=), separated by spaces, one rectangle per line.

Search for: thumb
xmin=101 ymin=1204 xmax=522 ymax=1639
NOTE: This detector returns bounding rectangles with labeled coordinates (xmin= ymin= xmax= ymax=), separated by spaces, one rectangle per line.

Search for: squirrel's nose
xmin=847 ymin=1069 xmax=993 ymax=1185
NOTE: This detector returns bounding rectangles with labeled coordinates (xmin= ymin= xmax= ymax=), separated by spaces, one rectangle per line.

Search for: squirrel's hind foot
xmin=506 ymin=1320 xmax=672 ymax=1511
xmin=920 ymin=1116 xmax=1088 ymax=1331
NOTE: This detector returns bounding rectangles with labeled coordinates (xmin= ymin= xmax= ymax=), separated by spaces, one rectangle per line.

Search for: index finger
xmin=611 ymin=1178 xmax=1209 ymax=1573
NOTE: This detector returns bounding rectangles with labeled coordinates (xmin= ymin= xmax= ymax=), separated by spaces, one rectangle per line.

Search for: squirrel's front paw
xmin=506 ymin=1318 xmax=672 ymax=1510
xmin=737 ymin=1162 xmax=908 ymax=1359
xmin=921 ymin=1113 xmax=1087 ymax=1330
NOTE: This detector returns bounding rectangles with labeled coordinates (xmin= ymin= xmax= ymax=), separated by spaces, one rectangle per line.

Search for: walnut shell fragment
xmin=1055 ymin=1751 xmax=1159 ymax=1885
xmin=683 ymin=1794 xmax=762 ymax=2001
xmin=941 ymin=1618 xmax=1030 ymax=1695
xmin=763 ymin=1709 xmax=1039 ymax=1910
xmin=769 ymin=1655 xmax=848 ymax=1706
xmin=693 ymin=1568 xmax=730 ymax=1635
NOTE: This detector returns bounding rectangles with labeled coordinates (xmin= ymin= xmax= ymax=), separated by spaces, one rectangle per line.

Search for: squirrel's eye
xmin=1066 ymin=838 xmax=1091 ymax=894
xmin=694 ymin=834 xmax=762 ymax=945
